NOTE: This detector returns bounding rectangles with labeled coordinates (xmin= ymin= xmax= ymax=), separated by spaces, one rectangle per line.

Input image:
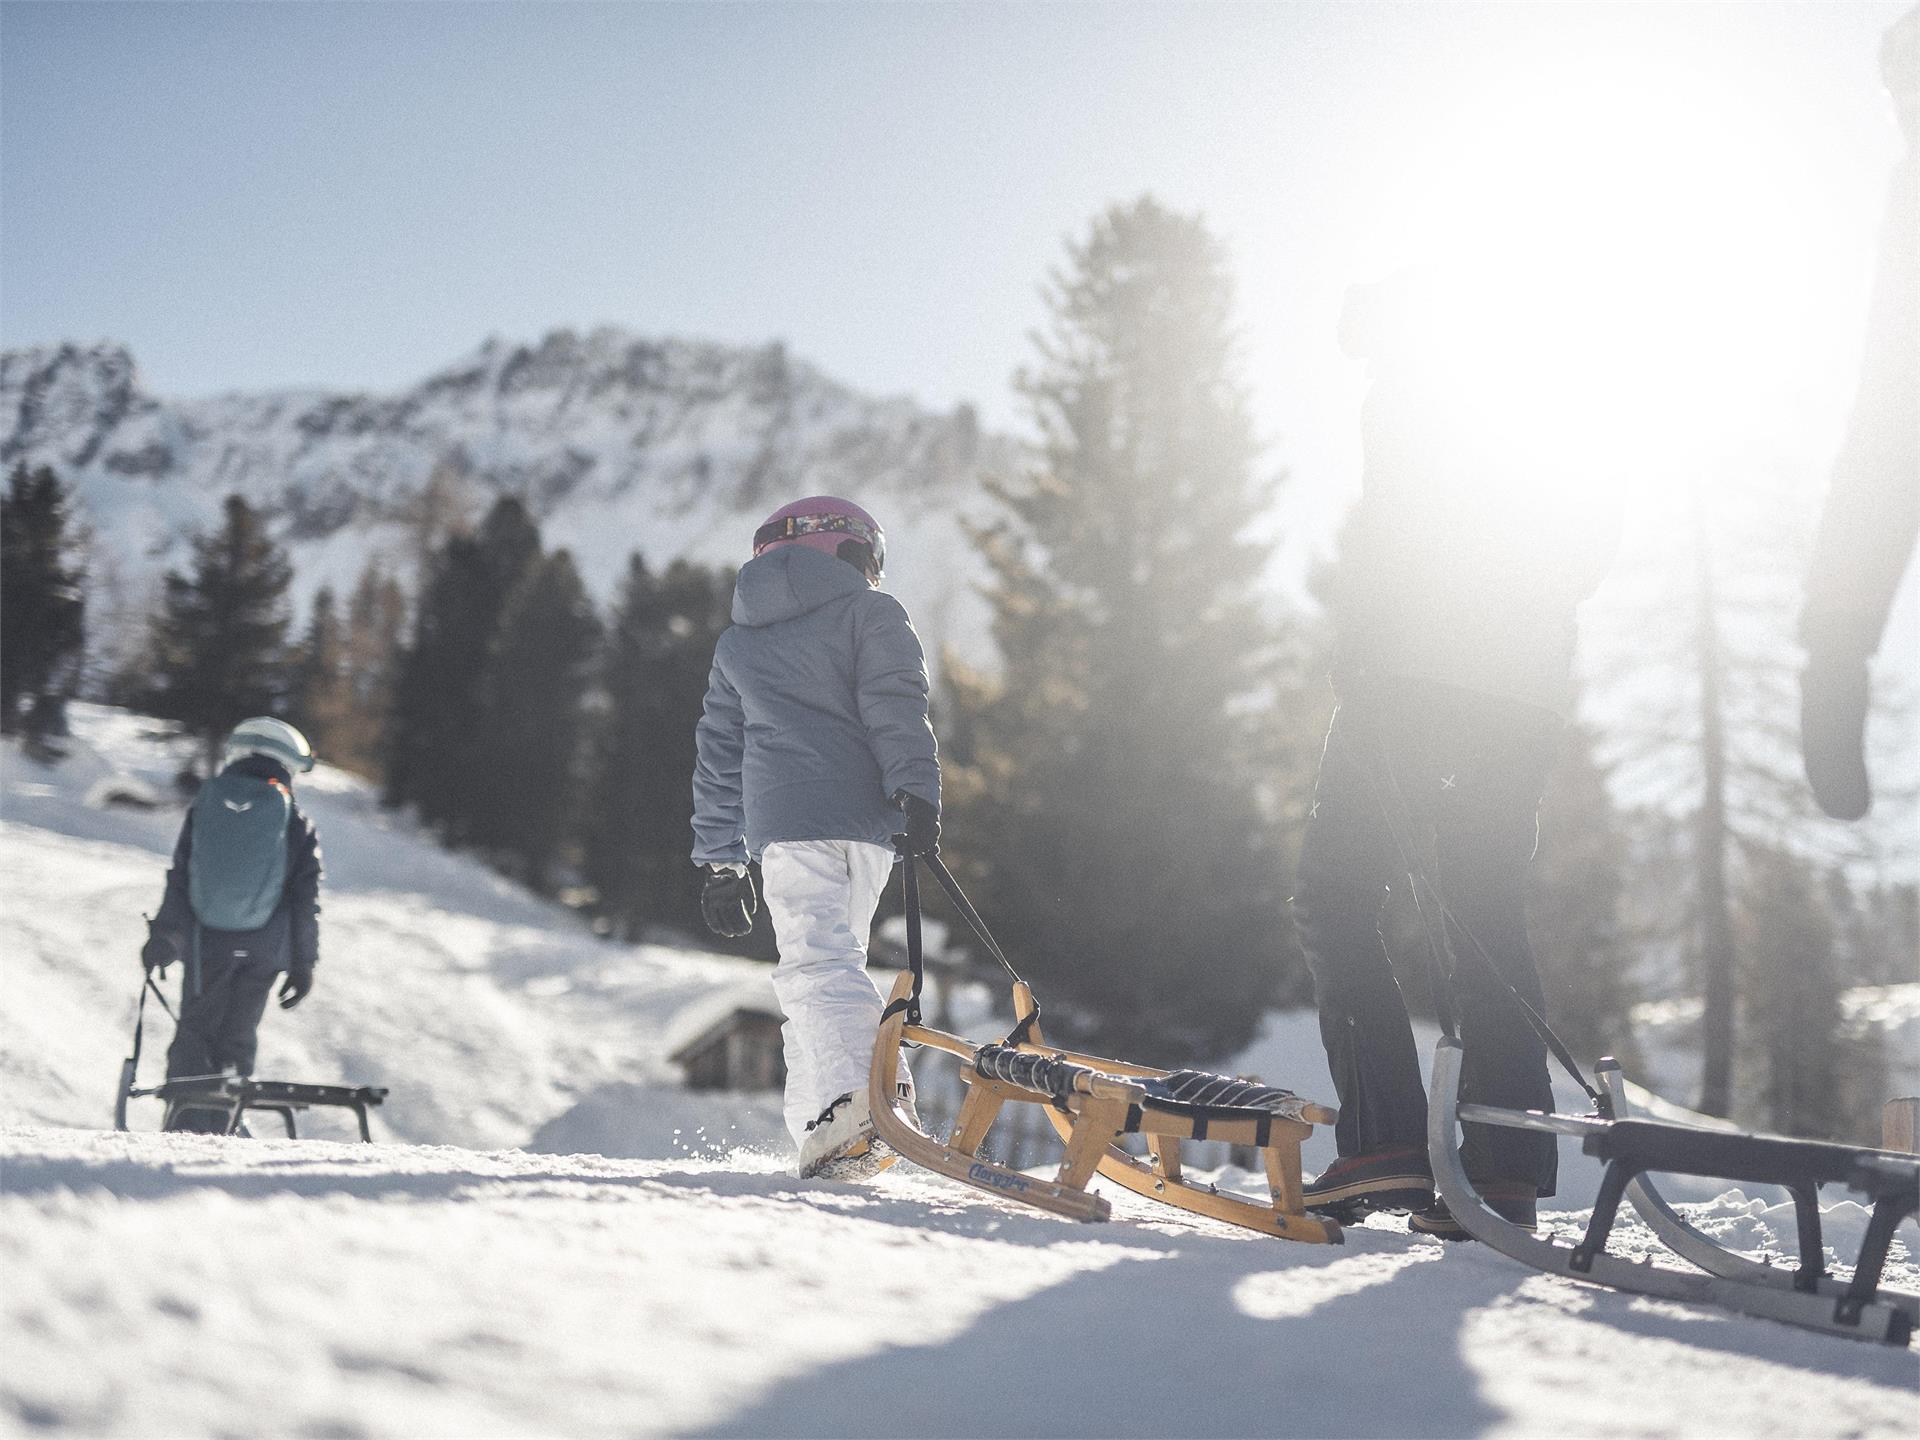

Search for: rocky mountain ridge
xmin=0 ymin=330 xmax=1010 ymax=660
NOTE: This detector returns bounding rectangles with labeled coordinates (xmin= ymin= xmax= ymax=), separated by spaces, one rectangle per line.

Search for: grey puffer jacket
xmin=691 ymin=545 xmax=939 ymax=866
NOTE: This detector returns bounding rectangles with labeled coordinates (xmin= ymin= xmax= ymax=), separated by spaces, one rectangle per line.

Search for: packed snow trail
xmin=3 ymin=1127 xmax=1915 ymax=1440
xmin=4 ymin=708 xmax=1917 ymax=1437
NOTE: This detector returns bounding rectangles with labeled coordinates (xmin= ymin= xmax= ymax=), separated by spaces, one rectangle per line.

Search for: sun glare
xmin=1359 ymin=41 xmax=1862 ymax=488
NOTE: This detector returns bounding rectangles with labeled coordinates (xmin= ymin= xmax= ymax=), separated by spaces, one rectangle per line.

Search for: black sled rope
xmin=1357 ymin=716 xmax=1604 ymax=1109
xmin=883 ymin=851 xmax=1040 ymax=1046
xmin=116 ymin=972 xmax=178 ymax=1128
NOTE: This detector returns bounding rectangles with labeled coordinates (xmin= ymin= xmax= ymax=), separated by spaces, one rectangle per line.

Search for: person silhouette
xmin=1294 ymin=264 xmax=1622 ymax=1236
xmin=1799 ymin=3 xmax=1919 ymax=822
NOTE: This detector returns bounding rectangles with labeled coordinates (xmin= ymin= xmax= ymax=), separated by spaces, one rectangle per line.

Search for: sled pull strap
xmin=882 ymin=854 xmax=926 ymax=1027
xmin=146 ymin=973 xmax=178 ymax=1023
xmin=1421 ymin=866 xmax=1601 ymax=1108
xmin=130 ymin=970 xmax=178 ymax=1059
xmin=1360 ymin=725 xmax=1602 ymax=1109
xmin=129 ymin=977 xmax=150 ymax=1078
xmin=923 ymin=854 xmax=1040 ymax=1046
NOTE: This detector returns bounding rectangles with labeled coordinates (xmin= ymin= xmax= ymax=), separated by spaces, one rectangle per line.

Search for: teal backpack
xmin=187 ymin=770 xmax=293 ymax=932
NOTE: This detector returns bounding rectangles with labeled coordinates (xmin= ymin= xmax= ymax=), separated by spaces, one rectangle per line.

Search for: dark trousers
xmin=1293 ymin=678 xmax=1560 ymax=1195
xmin=166 ymin=938 xmax=280 ymax=1081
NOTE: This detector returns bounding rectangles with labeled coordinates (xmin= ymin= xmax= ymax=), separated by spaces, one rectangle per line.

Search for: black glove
xmin=141 ymin=932 xmax=178 ymax=974
xmin=891 ymin=790 xmax=940 ymax=857
xmin=278 ymin=965 xmax=314 ymax=1010
xmin=1801 ymin=652 xmax=1872 ymax=821
xmin=701 ymin=867 xmax=757 ymax=939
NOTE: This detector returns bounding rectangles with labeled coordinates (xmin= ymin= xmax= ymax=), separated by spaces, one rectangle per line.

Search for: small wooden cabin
xmin=671 ymin=1005 xmax=787 ymax=1092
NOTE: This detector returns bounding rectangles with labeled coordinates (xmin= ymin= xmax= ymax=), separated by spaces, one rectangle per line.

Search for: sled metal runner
xmin=1596 ymin=1063 xmax=1918 ymax=1324
xmin=119 ymin=1074 xmax=389 ymax=1141
xmin=115 ymin=973 xmax=388 ymax=1141
xmin=866 ymin=853 xmax=1342 ymax=1241
xmin=1428 ymin=1037 xmax=1919 ymax=1346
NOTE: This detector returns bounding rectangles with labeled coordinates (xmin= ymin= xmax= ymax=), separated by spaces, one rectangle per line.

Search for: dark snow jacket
xmin=151 ymin=755 xmax=323 ymax=975
xmin=1329 ymin=276 xmax=1622 ymax=718
xmin=692 ymin=544 xmax=940 ymax=866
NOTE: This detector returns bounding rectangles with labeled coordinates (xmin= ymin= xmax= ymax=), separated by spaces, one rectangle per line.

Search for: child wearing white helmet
xmin=142 ymin=717 xmax=324 ymax=1130
xmin=692 ymin=496 xmax=940 ymax=1178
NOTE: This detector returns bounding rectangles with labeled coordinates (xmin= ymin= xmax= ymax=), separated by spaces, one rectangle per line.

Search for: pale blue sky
xmin=1 ymin=1 xmax=1908 ymax=542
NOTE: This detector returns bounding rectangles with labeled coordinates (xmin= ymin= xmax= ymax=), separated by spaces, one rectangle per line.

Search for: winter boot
xmin=1409 ymin=1181 xmax=1539 ymax=1240
xmin=796 ymin=1082 xmax=918 ymax=1181
xmin=1302 ymin=1145 xmax=1435 ymax=1220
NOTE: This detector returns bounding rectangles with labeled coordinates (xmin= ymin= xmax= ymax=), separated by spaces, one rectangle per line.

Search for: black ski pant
xmin=1293 ymin=677 xmax=1560 ymax=1195
xmin=166 ymin=937 xmax=280 ymax=1083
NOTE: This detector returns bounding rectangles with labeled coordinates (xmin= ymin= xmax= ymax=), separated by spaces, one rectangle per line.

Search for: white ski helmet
xmin=223 ymin=716 xmax=315 ymax=774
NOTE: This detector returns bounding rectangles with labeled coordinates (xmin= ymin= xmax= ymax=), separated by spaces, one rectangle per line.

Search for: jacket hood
xmin=732 ymin=544 xmax=870 ymax=627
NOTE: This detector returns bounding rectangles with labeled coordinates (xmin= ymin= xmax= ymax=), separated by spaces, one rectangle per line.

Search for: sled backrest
xmin=187 ymin=770 xmax=292 ymax=932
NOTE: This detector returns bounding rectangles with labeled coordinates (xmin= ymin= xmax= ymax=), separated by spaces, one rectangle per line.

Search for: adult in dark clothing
xmin=1295 ymin=269 xmax=1621 ymax=1236
xmin=1800 ymin=5 xmax=1918 ymax=822
xmin=142 ymin=717 xmax=323 ymax=1130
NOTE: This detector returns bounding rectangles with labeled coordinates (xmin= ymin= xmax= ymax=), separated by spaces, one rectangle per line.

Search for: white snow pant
xmin=762 ymin=839 xmax=908 ymax=1147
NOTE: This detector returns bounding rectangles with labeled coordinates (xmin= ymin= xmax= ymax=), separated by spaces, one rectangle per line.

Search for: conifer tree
xmin=0 ymin=463 xmax=88 ymax=739
xmin=1592 ymin=473 xmax=1914 ymax=1118
xmin=584 ymin=555 xmax=733 ymax=938
xmin=149 ymin=495 xmax=293 ymax=773
xmin=946 ymin=196 xmax=1302 ymax=1063
xmin=1528 ymin=717 xmax=1642 ymax=1070
xmin=471 ymin=549 xmax=601 ymax=891
xmin=338 ymin=559 xmax=409 ymax=779
xmin=386 ymin=497 xmax=541 ymax=838
xmin=1738 ymin=846 xmax=1847 ymax=1138
xmin=289 ymin=587 xmax=352 ymax=763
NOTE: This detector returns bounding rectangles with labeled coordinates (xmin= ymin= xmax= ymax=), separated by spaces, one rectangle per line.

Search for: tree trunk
xmin=1692 ymin=485 xmax=1737 ymax=1117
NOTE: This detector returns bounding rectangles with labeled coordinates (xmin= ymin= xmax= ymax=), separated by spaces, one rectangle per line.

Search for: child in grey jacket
xmin=692 ymin=496 xmax=939 ymax=1178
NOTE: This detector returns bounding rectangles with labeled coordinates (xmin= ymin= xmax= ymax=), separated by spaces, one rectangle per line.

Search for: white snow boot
xmin=796 ymin=1081 xmax=917 ymax=1181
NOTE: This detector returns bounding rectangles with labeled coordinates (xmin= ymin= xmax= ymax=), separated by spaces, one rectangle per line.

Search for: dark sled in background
xmin=115 ymin=974 xmax=388 ymax=1142
xmin=1429 ymin=1039 xmax=1918 ymax=1346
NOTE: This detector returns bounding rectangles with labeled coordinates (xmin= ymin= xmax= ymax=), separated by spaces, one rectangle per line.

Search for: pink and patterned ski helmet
xmin=751 ymin=496 xmax=886 ymax=575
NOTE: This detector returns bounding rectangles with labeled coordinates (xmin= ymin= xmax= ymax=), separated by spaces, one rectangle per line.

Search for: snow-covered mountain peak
xmin=0 ymin=330 xmax=1011 ymax=659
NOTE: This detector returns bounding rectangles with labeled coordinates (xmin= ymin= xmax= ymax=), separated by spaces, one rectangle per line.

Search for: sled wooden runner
xmin=868 ymin=970 xmax=1123 ymax=1222
xmin=864 ymin=853 xmax=1342 ymax=1241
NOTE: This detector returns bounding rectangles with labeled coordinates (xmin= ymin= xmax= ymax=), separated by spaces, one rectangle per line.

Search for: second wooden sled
xmin=865 ymin=854 xmax=1342 ymax=1243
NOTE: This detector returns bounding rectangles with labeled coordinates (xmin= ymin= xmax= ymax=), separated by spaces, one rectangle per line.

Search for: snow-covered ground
xmin=0 ymin=705 xmax=789 ymax=1157
xmin=6 ymin=1128 xmax=1916 ymax=1440
xmin=2 ymin=707 xmax=1916 ymax=1437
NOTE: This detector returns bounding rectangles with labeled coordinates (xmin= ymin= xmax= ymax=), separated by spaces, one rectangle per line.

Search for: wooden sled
xmin=870 ymin=970 xmax=1128 ymax=1222
xmin=865 ymin=854 xmax=1341 ymax=1242
xmin=1011 ymin=984 xmax=1342 ymax=1244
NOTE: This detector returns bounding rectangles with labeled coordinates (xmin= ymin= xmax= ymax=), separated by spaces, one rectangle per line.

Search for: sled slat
xmin=1148 ymin=1133 xmax=1182 ymax=1183
xmin=1885 ymin=1099 xmax=1920 ymax=1155
xmin=950 ymin=1075 xmax=1006 ymax=1158
xmin=1264 ymin=1138 xmax=1305 ymax=1217
xmin=1057 ymin=1095 xmax=1130 ymax=1192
